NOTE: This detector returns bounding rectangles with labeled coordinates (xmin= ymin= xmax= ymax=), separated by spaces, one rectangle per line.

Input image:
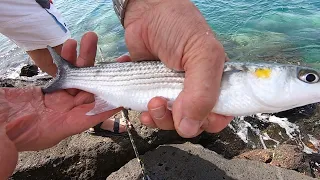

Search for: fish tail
xmin=42 ymin=46 xmax=75 ymax=93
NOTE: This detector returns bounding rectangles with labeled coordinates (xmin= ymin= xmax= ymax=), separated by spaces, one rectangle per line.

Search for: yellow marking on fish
xmin=255 ymin=68 xmax=271 ymax=78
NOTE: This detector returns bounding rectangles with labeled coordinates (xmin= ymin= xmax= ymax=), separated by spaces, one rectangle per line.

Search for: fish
xmin=42 ymin=46 xmax=320 ymax=116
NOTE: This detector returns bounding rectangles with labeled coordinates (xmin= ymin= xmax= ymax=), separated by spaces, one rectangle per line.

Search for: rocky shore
xmin=3 ymin=65 xmax=320 ymax=179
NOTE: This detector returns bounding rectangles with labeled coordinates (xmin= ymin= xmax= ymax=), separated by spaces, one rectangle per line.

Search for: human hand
xmin=122 ymin=0 xmax=234 ymax=138
xmin=2 ymin=32 xmax=121 ymax=152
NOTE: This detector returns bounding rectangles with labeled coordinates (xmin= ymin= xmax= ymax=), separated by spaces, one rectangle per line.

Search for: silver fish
xmin=43 ymin=46 xmax=320 ymax=116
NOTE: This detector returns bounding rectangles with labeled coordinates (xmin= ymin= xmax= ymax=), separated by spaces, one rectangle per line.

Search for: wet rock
xmin=235 ymin=149 xmax=273 ymax=163
xmin=198 ymin=128 xmax=248 ymax=159
xmin=0 ymin=78 xmax=51 ymax=88
xmin=20 ymin=65 xmax=39 ymax=77
xmin=305 ymin=153 xmax=320 ymax=179
xmin=236 ymin=144 xmax=305 ymax=170
xmin=271 ymin=144 xmax=304 ymax=170
xmin=107 ymin=143 xmax=315 ymax=180
xmin=0 ymin=80 xmax=14 ymax=87
xmin=235 ymin=144 xmax=317 ymax=177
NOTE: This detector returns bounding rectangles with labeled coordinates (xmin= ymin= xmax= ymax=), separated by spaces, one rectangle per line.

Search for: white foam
xmin=262 ymin=132 xmax=280 ymax=148
xmin=303 ymin=134 xmax=320 ymax=154
xmin=235 ymin=120 xmax=252 ymax=143
xmin=267 ymin=115 xmax=300 ymax=139
xmin=1 ymin=63 xmax=27 ymax=79
xmin=233 ymin=113 xmax=320 ymax=154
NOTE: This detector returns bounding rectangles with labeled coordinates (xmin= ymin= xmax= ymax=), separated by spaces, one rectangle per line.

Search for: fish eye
xmin=298 ymin=69 xmax=320 ymax=84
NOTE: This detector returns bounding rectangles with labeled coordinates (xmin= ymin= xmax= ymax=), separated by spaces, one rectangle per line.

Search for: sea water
xmin=1 ymin=0 xmax=320 ymax=75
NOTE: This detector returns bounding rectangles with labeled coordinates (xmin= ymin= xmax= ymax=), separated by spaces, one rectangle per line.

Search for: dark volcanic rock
xmin=198 ymin=128 xmax=248 ymax=159
xmin=20 ymin=65 xmax=39 ymax=77
xmin=305 ymin=153 xmax=320 ymax=179
xmin=0 ymin=78 xmax=51 ymax=88
xmin=9 ymin=112 xmax=249 ymax=179
xmin=0 ymin=80 xmax=14 ymax=87
xmin=107 ymin=143 xmax=315 ymax=180
xmin=10 ymin=111 xmax=185 ymax=180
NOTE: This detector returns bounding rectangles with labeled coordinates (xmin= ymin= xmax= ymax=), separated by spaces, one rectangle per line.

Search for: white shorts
xmin=0 ymin=0 xmax=71 ymax=51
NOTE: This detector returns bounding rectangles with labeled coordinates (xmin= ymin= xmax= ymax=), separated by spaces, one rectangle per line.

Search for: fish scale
xmin=43 ymin=46 xmax=320 ymax=117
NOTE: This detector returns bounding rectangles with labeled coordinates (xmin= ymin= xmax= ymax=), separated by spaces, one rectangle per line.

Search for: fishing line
xmin=122 ymin=109 xmax=151 ymax=180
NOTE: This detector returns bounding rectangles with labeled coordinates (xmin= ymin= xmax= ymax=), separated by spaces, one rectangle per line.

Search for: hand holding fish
xmin=123 ymin=0 xmax=233 ymax=137
xmin=0 ymin=32 xmax=121 ymax=179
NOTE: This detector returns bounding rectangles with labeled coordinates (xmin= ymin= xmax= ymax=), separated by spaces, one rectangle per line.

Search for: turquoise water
xmin=1 ymin=0 xmax=320 ymax=74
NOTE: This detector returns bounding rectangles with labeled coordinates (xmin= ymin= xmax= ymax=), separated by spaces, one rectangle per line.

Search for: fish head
xmin=288 ymin=66 xmax=320 ymax=107
xmin=247 ymin=64 xmax=320 ymax=112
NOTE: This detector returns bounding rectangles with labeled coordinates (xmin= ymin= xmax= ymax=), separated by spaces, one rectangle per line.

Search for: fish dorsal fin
xmin=86 ymin=96 xmax=118 ymax=116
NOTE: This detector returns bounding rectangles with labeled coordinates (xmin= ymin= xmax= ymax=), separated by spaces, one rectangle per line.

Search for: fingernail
xmin=178 ymin=117 xmax=201 ymax=138
xmin=150 ymin=105 xmax=166 ymax=120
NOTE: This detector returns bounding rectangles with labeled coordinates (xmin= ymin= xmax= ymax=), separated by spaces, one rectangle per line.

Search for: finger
xmin=77 ymin=32 xmax=98 ymax=67
xmin=0 ymin=127 xmax=18 ymax=179
xmin=173 ymin=37 xmax=226 ymax=138
xmin=65 ymin=103 xmax=121 ymax=135
xmin=61 ymin=39 xmax=77 ymax=65
xmin=44 ymin=90 xmax=75 ymax=112
xmin=116 ymin=54 xmax=132 ymax=62
xmin=202 ymin=114 xmax=234 ymax=133
xmin=125 ymin=25 xmax=157 ymax=61
xmin=61 ymin=39 xmax=79 ymax=95
xmin=139 ymin=112 xmax=157 ymax=128
xmin=147 ymin=97 xmax=174 ymax=130
xmin=73 ymin=91 xmax=95 ymax=106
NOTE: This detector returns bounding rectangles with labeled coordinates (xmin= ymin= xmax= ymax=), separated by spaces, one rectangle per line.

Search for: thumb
xmin=125 ymin=23 xmax=157 ymax=61
xmin=172 ymin=35 xmax=226 ymax=138
xmin=0 ymin=125 xmax=18 ymax=178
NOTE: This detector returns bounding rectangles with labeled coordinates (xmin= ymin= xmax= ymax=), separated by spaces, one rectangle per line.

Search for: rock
xmin=235 ymin=149 xmax=273 ymax=163
xmin=20 ymin=65 xmax=39 ymax=77
xmin=306 ymin=153 xmax=320 ymax=179
xmin=0 ymin=81 xmax=14 ymax=87
xmin=235 ymin=144 xmax=317 ymax=177
xmin=10 ymin=111 xmax=184 ymax=180
xmin=198 ymin=128 xmax=248 ymax=159
xmin=107 ymin=143 xmax=315 ymax=180
xmin=9 ymin=110 xmax=250 ymax=179
xmin=236 ymin=145 xmax=304 ymax=170
xmin=271 ymin=144 xmax=304 ymax=170
xmin=0 ymin=78 xmax=51 ymax=88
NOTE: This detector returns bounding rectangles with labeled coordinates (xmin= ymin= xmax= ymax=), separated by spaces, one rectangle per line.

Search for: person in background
xmin=0 ymin=0 xmax=70 ymax=76
xmin=0 ymin=0 xmax=234 ymax=178
xmin=0 ymin=0 xmax=124 ymax=134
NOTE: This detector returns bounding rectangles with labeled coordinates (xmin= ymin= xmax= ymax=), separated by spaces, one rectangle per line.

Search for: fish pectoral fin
xmin=86 ymin=96 xmax=118 ymax=116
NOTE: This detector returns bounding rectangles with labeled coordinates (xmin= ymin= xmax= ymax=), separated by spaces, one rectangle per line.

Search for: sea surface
xmin=1 ymin=0 xmax=320 ymax=76
xmin=0 ymin=0 xmax=319 ymax=153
